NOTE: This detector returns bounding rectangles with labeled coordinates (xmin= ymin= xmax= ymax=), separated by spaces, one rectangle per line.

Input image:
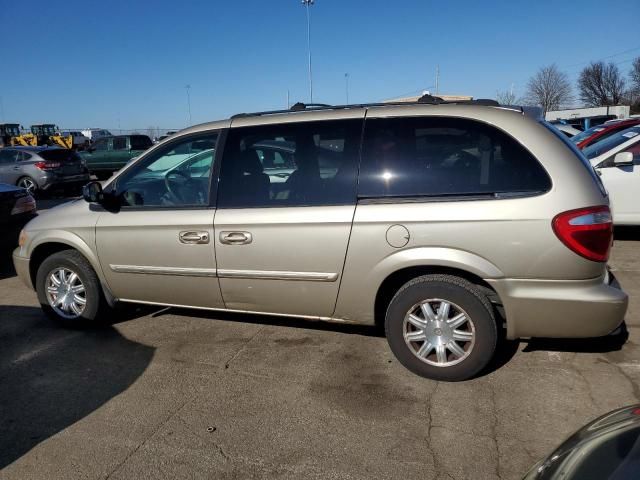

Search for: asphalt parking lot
xmin=1 ymin=200 xmax=639 ymax=480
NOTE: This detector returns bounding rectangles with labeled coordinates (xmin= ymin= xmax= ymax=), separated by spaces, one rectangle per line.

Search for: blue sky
xmin=1 ymin=0 xmax=638 ymax=130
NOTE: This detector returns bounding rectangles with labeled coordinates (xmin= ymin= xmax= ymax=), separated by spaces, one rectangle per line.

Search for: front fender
xmin=22 ymin=229 xmax=108 ymax=290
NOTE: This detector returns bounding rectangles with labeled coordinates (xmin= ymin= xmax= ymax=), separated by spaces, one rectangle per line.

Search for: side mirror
xmin=82 ymin=181 xmax=103 ymax=203
xmin=614 ymin=152 xmax=634 ymax=166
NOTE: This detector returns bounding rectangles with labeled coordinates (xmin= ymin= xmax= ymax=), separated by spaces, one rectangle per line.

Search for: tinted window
xmin=93 ymin=139 xmax=108 ymax=151
xmin=114 ymin=133 xmax=218 ymax=207
xmin=359 ymin=117 xmax=551 ymax=198
xmin=217 ymin=120 xmax=361 ymax=208
xmin=0 ymin=150 xmax=17 ymax=164
xmin=113 ymin=137 xmax=127 ymax=150
xmin=39 ymin=149 xmax=82 ymax=163
xmin=130 ymin=135 xmax=153 ymax=150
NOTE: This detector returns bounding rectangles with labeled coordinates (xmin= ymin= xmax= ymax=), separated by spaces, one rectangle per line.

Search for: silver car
xmin=12 ymin=101 xmax=628 ymax=381
xmin=0 ymin=146 xmax=90 ymax=195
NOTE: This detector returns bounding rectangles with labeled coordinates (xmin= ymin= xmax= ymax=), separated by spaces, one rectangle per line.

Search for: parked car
xmin=584 ymin=126 xmax=640 ymax=225
xmin=524 ymin=404 xmax=640 ymax=479
xmin=0 ymin=146 xmax=90 ymax=195
xmin=0 ymin=183 xmax=36 ymax=250
xmin=571 ymin=118 xmax=640 ymax=149
xmin=80 ymin=129 xmax=113 ymax=143
xmin=60 ymin=131 xmax=90 ymax=150
xmin=12 ymin=101 xmax=627 ymax=381
xmin=79 ymin=135 xmax=154 ymax=177
xmin=552 ymin=123 xmax=581 ymax=138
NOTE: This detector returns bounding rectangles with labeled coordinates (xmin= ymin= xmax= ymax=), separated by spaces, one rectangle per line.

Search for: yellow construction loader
xmin=30 ymin=124 xmax=73 ymax=148
xmin=0 ymin=123 xmax=23 ymax=147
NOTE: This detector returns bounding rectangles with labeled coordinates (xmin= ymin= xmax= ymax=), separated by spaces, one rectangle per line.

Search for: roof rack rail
xmin=231 ymin=98 xmax=508 ymax=119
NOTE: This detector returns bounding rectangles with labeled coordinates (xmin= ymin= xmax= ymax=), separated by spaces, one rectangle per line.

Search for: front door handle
xmin=219 ymin=231 xmax=253 ymax=245
xmin=179 ymin=231 xmax=210 ymax=244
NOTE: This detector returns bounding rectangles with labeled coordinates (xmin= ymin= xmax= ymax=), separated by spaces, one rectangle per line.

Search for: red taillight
xmin=552 ymin=206 xmax=613 ymax=262
xmin=34 ymin=161 xmax=61 ymax=170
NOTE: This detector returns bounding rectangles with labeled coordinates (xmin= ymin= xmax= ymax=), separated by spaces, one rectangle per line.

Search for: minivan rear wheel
xmin=385 ymin=274 xmax=497 ymax=381
xmin=36 ymin=250 xmax=111 ymax=327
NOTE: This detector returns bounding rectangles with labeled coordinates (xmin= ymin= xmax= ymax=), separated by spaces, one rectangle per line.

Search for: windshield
xmin=583 ymin=126 xmax=640 ymax=160
xmin=571 ymin=125 xmax=607 ymax=144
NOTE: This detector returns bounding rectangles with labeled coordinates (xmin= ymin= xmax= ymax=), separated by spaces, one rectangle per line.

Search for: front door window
xmin=114 ymin=133 xmax=218 ymax=207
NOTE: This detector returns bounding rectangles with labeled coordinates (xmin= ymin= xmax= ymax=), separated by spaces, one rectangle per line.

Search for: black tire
xmin=385 ymin=274 xmax=497 ymax=381
xmin=35 ymin=249 xmax=111 ymax=327
xmin=16 ymin=176 xmax=38 ymax=195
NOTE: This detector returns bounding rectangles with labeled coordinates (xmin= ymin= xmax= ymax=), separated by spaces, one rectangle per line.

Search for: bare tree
xmin=630 ymin=58 xmax=640 ymax=95
xmin=578 ymin=61 xmax=626 ymax=106
xmin=496 ymin=88 xmax=521 ymax=105
xmin=524 ymin=64 xmax=573 ymax=115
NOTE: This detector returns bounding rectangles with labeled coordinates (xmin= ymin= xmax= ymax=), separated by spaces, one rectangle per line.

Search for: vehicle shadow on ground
xmin=0 ymin=251 xmax=17 ymax=280
xmin=522 ymin=326 xmax=628 ymax=354
xmin=0 ymin=306 xmax=154 ymax=470
xmin=615 ymin=226 xmax=640 ymax=241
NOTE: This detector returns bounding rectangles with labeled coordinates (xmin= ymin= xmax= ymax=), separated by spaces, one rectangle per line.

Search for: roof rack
xmin=230 ymin=97 xmax=510 ymax=120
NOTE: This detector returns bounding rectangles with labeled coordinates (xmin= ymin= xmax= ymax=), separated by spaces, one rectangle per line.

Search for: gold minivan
xmin=13 ymin=100 xmax=628 ymax=381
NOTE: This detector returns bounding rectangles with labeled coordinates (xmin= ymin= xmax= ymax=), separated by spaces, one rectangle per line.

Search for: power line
xmin=563 ymin=45 xmax=640 ymax=69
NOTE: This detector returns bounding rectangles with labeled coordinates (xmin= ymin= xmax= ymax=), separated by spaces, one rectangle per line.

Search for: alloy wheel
xmin=403 ymin=298 xmax=476 ymax=367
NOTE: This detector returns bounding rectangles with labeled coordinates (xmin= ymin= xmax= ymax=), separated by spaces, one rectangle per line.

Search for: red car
xmin=571 ymin=118 xmax=640 ymax=149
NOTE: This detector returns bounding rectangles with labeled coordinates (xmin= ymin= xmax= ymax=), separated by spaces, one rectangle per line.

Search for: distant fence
xmin=61 ymin=128 xmax=182 ymax=139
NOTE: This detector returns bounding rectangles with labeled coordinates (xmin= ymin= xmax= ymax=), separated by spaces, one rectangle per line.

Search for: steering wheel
xmin=165 ymin=169 xmax=195 ymax=203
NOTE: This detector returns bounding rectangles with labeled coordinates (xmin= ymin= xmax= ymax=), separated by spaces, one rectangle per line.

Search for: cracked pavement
xmin=1 ymin=213 xmax=639 ymax=479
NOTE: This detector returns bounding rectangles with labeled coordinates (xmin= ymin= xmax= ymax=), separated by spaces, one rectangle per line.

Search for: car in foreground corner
xmin=524 ymin=404 xmax=640 ymax=479
xmin=0 ymin=183 xmax=36 ymax=249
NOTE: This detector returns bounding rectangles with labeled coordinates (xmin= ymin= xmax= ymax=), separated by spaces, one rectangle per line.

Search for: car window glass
xmin=584 ymin=127 xmax=640 ymax=160
xmin=113 ymin=137 xmax=127 ymax=150
xmin=217 ymin=119 xmax=361 ymax=208
xmin=19 ymin=152 xmax=32 ymax=161
xmin=0 ymin=150 xmax=17 ymax=164
xmin=115 ymin=133 xmax=218 ymax=207
xmin=93 ymin=139 xmax=108 ymax=151
xmin=130 ymin=136 xmax=153 ymax=150
xmin=359 ymin=117 xmax=551 ymax=198
xmin=599 ymin=140 xmax=640 ymax=168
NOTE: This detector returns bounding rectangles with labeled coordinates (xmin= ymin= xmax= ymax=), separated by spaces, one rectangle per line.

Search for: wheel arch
xmin=28 ymin=234 xmax=115 ymax=306
xmin=373 ymin=266 xmax=505 ymax=331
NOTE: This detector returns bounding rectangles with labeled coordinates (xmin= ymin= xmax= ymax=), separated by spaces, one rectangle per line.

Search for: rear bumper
xmin=41 ymin=173 xmax=90 ymax=190
xmin=488 ymin=271 xmax=628 ymax=340
xmin=12 ymin=248 xmax=33 ymax=290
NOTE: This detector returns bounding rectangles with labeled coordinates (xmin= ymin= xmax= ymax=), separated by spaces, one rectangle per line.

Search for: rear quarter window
xmin=359 ymin=116 xmax=551 ymax=199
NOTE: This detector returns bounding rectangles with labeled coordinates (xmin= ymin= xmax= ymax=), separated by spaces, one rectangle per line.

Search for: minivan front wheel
xmin=385 ymin=274 xmax=497 ymax=381
xmin=36 ymin=250 xmax=109 ymax=326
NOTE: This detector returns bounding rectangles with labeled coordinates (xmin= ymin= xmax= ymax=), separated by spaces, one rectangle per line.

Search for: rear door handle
xmin=219 ymin=231 xmax=253 ymax=245
xmin=179 ymin=231 xmax=210 ymax=244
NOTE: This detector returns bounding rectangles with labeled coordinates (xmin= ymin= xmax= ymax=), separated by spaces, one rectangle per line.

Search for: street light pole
xmin=185 ymin=85 xmax=192 ymax=126
xmin=302 ymin=0 xmax=314 ymax=103
xmin=344 ymin=73 xmax=349 ymax=104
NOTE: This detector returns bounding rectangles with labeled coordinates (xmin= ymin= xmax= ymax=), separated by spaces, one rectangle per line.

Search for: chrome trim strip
xmin=109 ymin=264 xmax=218 ymax=277
xmin=217 ymin=269 xmax=339 ymax=282
xmin=117 ymin=298 xmax=363 ymax=324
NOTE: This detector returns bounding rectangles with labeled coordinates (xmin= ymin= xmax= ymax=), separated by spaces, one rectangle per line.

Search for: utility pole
xmin=287 ymin=89 xmax=290 ymax=109
xmin=435 ymin=65 xmax=440 ymax=95
xmin=185 ymin=85 xmax=192 ymax=126
xmin=302 ymin=0 xmax=314 ymax=103
xmin=0 ymin=96 xmax=4 ymax=122
xmin=345 ymin=73 xmax=349 ymax=104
